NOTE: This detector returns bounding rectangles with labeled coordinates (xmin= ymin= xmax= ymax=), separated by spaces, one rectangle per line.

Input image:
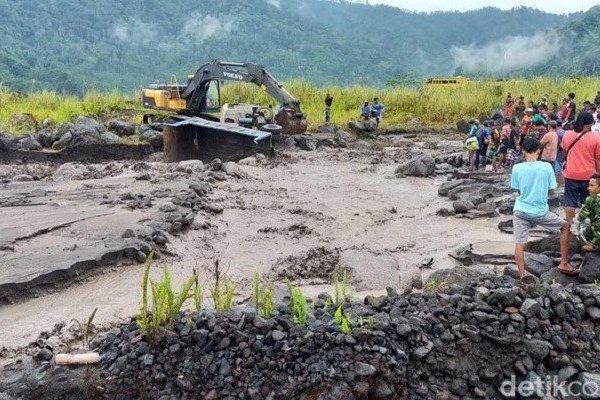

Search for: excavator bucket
xmin=275 ymin=107 xmax=307 ymax=135
xmin=163 ymin=118 xmax=272 ymax=162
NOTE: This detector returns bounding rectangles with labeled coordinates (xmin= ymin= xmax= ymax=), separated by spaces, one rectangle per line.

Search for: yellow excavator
xmin=142 ymin=60 xmax=307 ymax=162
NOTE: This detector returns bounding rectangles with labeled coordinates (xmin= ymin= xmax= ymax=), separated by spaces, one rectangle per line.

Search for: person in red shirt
xmin=559 ymin=98 xmax=569 ymax=123
xmin=504 ymin=93 xmax=514 ymax=119
xmin=560 ymin=111 xmax=600 ymax=274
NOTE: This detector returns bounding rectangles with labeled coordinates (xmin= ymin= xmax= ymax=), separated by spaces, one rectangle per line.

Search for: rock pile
xmin=94 ymin=277 xmax=600 ymax=399
xmin=5 ymin=275 xmax=600 ymax=399
xmin=436 ymin=174 xmax=512 ymax=219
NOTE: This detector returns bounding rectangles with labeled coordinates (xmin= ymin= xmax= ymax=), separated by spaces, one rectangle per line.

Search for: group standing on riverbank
xmin=503 ymin=108 xmax=600 ymax=279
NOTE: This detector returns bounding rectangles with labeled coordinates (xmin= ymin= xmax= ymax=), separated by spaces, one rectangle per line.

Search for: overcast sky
xmin=370 ymin=0 xmax=599 ymax=14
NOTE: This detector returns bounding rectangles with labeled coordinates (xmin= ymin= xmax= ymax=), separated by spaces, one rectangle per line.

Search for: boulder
xmin=348 ymin=120 xmax=377 ymax=132
xmin=438 ymin=179 xmax=471 ymax=197
xmin=317 ymin=123 xmax=337 ymax=134
xmin=70 ymin=124 xmax=102 ymax=147
xmin=540 ymin=268 xmax=580 ymax=286
xmin=51 ymin=132 xmax=73 ymax=150
xmin=272 ymin=135 xmax=296 ymax=151
xmin=74 ymin=116 xmax=104 ymax=135
xmin=140 ymin=130 xmax=163 ymax=150
xmin=52 ymin=163 xmax=88 ymax=181
xmin=579 ymin=252 xmax=600 ymax=283
xmin=12 ymin=174 xmax=34 ymax=182
xmin=36 ymin=130 xmax=52 ymax=148
xmin=51 ymin=122 xmax=75 ymax=144
xmin=222 ymin=161 xmax=245 ymax=178
xmin=295 ymin=136 xmax=317 ymax=151
xmin=335 ymin=130 xmax=352 ymax=142
xmin=100 ymin=132 xmax=122 ymax=144
xmin=9 ymin=113 xmax=37 ymax=131
xmin=395 ymin=155 xmax=436 ymax=177
xmin=177 ymin=160 xmax=205 ymax=173
xmin=452 ymin=200 xmax=475 ymax=214
xmin=425 ymin=266 xmax=483 ymax=287
xmin=17 ymin=135 xmax=42 ymax=151
xmin=524 ymin=252 xmax=555 ymax=277
xmin=106 ymin=120 xmax=135 ymax=136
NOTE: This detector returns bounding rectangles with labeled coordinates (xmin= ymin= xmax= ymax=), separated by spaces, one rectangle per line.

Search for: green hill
xmin=0 ymin=0 xmax=585 ymax=93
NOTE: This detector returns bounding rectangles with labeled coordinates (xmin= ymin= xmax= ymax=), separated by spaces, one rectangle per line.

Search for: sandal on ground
xmin=558 ymin=264 xmax=580 ymax=276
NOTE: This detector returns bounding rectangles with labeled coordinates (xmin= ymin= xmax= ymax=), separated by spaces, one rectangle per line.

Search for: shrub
xmin=332 ymin=270 xmax=352 ymax=308
xmin=137 ymin=252 xmax=196 ymax=340
xmin=210 ymin=259 xmax=236 ymax=313
xmin=334 ymin=306 xmax=352 ymax=335
xmin=286 ymin=281 xmax=308 ymax=325
xmin=252 ymin=272 xmax=275 ymax=318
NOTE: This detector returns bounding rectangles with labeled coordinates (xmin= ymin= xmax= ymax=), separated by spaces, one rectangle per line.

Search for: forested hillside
xmin=0 ymin=0 xmax=585 ymax=93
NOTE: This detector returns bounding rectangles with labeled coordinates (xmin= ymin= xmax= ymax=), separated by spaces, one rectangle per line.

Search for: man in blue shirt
xmin=511 ymin=137 xmax=575 ymax=280
xmin=371 ymin=97 xmax=385 ymax=127
xmin=360 ymin=101 xmax=370 ymax=121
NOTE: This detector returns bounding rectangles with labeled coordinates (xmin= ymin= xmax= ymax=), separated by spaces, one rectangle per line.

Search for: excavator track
xmin=163 ymin=117 xmax=272 ymax=162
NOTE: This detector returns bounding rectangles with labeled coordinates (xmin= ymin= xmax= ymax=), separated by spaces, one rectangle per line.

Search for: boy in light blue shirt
xmin=511 ymin=136 xmax=575 ymax=280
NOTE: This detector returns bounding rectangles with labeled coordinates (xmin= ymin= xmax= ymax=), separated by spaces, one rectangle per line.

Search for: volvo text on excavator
xmin=142 ymin=60 xmax=307 ymax=162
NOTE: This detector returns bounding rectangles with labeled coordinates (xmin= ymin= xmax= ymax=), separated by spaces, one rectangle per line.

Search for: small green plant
xmin=192 ymin=269 xmax=203 ymax=313
xmin=424 ymin=279 xmax=449 ymax=294
xmin=252 ymin=272 xmax=261 ymax=311
xmin=332 ymin=270 xmax=352 ymax=308
xmin=323 ymin=297 xmax=333 ymax=310
xmin=261 ymin=284 xmax=275 ymax=318
xmin=137 ymin=252 xmax=197 ymax=340
xmin=286 ymin=280 xmax=308 ymax=325
xmin=251 ymin=272 xmax=275 ymax=318
xmin=358 ymin=316 xmax=374 ymax=330
xmin=334 ymin=306 xmax=352 ymax=334
xmin=340 ymin=317 xmax=351 ymax=335
xmin=210 ymin=259 xmax=236 ymax=312
xmin=71 ymin=307 xmax=98 ymax=350
xmin=594 ymin=279 xmax=600 ymax=288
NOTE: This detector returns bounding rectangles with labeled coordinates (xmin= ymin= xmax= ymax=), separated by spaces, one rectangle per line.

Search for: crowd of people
xmin=466 ymin=92 xmax=600 ymax=175
xmin=468 ymin=92 xmax=600 ymax=280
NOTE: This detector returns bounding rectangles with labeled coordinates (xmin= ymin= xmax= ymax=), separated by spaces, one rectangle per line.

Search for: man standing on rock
xmin=324 ymin=92 xmax=333 ymax=123
xmin=511 ymin=137 xmax=572 ymax=280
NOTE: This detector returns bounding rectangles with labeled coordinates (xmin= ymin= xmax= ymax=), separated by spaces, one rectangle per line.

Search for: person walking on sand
xmin=324 ymin=92 xmax=333 ymax=123
xmin=511 ymin=137 xmax=572 ymax=281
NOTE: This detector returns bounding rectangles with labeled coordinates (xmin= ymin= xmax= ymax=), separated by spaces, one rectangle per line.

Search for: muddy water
xmin=0 ymin=150 xmax=509 ymax=347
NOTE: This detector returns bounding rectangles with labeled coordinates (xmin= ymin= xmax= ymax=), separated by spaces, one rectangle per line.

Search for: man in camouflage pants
xmin=578 ymin=173 xmax=600 ymax=251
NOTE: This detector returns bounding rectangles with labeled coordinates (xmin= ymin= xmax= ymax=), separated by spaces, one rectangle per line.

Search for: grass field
xmin=1 ymin=77 xmax=599 ymax=134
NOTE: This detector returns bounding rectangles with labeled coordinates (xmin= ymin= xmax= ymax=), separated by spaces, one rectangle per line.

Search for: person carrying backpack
xmin=475 ymin=121 xmax=491 ymax=170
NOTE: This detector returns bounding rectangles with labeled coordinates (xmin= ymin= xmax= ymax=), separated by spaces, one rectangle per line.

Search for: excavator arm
xmin=183 ymin=60 xmax=295 ymax=108
xmin=182 ymin=60 xmax=306 ymax=134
